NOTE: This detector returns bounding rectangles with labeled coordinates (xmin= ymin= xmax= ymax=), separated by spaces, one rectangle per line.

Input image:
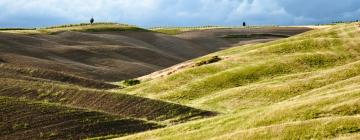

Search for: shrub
xmin=195 ymin=56 xmax=222 ymax=66
xmin=123 ymin=79 xmax=140 ymax=86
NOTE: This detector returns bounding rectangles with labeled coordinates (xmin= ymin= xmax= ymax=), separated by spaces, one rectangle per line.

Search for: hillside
xmin=0 ymin=23 xmax=309 ymax=81
xmin=0 ymin=97 xmax=161 ymax=139
xmin=0 ymin=58 xmax=216 ymax=139
xmin=175 ymin=26 xmax=311 ymax=51
xmin=0 ymin=23 xmax=344 ymax=139
xmin=114 ymin=23 xmax=360 ymax=139
xmin=0 ymin=77 xmax=216 ymax=124
xmin=0 ymin=23 xmax=229 ymax=139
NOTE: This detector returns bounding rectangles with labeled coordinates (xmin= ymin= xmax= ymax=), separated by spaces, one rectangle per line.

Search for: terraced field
xmin=114 ymin=23 xmax=360 ymax=139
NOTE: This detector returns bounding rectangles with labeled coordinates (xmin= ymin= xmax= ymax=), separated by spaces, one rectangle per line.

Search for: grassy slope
xmin=0 ymin=97 xmax=161 ymax=140
xmin=115 ymin=23 xmax=360 ymax=139
xmin=0 ymin=23 xmax=145 ymax=34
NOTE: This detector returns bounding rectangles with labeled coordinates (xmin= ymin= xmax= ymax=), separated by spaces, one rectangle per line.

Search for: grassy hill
xmin=113 ymin=23 xmax=360 ymax=139
xmin=0 ymin=22 xmax=346 ymax=139
xmin=0 ymin=23 xmax=145 ymax=34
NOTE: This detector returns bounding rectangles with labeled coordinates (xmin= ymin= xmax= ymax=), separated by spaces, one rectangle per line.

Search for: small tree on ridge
xmin=90 ymin=17 xmax=94 ymax=24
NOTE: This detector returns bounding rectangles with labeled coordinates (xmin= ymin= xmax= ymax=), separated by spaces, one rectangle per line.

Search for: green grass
xmin=113 ymin=23 xmax=360 ymax=139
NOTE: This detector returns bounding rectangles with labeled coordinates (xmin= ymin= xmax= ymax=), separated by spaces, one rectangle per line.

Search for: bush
xmin=195 ymin=56 xmax=222 ymax=66
xmin=123 ymin=79 xmax=140 ymax=86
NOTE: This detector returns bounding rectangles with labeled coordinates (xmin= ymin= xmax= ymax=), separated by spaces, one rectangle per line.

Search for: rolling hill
xmin=114 ymin=23 xmax=360 ymax=139
xmin=0 ymin=23 xmax=309 ymax=81
xmin=0 ymin=58 xmax=217 ymax=139
xmin=1 ymin=22 xmax=348 ymax=139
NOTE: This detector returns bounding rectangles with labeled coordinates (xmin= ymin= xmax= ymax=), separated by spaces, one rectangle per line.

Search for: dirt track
xmin=0 ymin=27 xmax=311 ymax=81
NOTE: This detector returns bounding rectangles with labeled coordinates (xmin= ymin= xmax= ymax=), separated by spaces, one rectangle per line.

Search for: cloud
xmin=0 ymin=0 xmax=162 ymax=27
xmin=225 ymin=0 xmax=292 ymax=25
xmin=0 ymin=0 xmax=359 ymax=27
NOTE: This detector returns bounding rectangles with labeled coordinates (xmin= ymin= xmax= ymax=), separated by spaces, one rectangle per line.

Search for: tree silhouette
xmin=243 ymin=22 xmax=246 ymax=27
xmin=90 ymin=17 xmax=94 ymax=24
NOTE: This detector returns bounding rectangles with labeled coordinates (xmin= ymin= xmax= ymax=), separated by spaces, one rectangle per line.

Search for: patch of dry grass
xmin=114 ymin=23 xmax=360 ymax=139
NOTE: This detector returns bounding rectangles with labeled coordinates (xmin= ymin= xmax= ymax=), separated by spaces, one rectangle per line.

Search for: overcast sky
xmin=1 ymin=0 xmax=360 ymax=28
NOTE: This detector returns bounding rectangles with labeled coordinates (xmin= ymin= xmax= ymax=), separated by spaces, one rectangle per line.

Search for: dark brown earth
xmin=0 ymin=27 xmax=310 ymax=82
xmin=0 ymin=70 xmax=216 ymax=139
xmin=0 ymin=97 xmax=162 ymax=140
xmin=0 ymin=77 xmax=216 ymax=123
xmin=175 ymin=27 xmax=312 ymax=51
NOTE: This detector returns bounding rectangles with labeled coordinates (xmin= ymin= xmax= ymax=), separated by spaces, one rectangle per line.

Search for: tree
xmin=123 ymin=79 xmax=140 ymax=86
xmin=90 ymin=17 xmax=94 ymax=24
xmin=243 ymin=22 xmax=246 ymax=27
